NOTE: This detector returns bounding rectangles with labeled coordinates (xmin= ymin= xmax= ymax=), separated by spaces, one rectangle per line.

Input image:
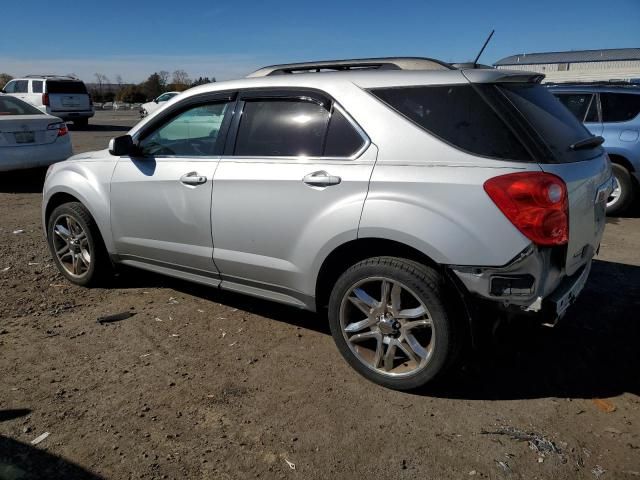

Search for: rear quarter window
xmin=370 ymin=85 xmax=532 ymax=162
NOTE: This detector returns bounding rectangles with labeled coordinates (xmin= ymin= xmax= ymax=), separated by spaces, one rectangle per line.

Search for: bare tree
xmin=115 ymin=75 xmax=124 ymax=86
xmin=172 ymin=70 xmax=190 ymax=86
xmin=158 ymin=70 xmax=170 ymax=88
xmin=94 ymin=73 xmax=110 ymax=101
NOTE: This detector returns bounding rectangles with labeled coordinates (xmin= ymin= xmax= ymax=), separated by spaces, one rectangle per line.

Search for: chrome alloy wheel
xmin=52 ymin=214 xmax=91 ymax=278
xmin=607 ymin=176 xmax=622 ymax=208
xmin=339 ymin=277 xmax=435 ymax=377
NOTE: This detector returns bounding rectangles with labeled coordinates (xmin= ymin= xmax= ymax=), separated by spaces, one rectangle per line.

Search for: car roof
xmin=181 ymin=68 xmax=539 ymax=98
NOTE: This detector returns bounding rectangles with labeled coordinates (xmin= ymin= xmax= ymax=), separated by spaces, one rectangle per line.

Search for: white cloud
xmin=0 ymin=53 xmax=274 ymax=83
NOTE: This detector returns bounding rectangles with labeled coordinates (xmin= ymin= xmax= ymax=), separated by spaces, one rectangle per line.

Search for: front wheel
xmin=328 ymin=257 xmax=461 ymax=390
xmin=47 ymin=202 xmax=111 ymax=287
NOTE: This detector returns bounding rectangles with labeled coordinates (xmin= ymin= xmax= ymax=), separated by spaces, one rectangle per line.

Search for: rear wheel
xmin=328 ymin=257 xmax=461 ymax=390
xmin=607 ymin=163 xmax=634 ymax=216
xmin=47 ymin=202 xmax=111 ymax=286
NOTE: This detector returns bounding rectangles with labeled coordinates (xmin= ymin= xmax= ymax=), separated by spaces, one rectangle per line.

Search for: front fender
xmin=42 ymin=160 xmax=117 ymax=253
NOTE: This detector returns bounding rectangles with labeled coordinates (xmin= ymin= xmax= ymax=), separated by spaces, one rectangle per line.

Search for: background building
xmin=494 ymin=48 xmax=640 ymax=83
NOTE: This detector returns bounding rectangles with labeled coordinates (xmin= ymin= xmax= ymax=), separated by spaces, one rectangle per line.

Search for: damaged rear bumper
xmin=450 ymin=244 xmax=593 ymax=323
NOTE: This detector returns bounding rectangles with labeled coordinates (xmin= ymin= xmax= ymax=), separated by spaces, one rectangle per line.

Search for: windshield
xmin=0 ymin=96 xmax=43 ymax=115
xmin=46 ymin=81 xmax=88 ymax=94
xmin=496 ymin=83 xmax=602 ymax=163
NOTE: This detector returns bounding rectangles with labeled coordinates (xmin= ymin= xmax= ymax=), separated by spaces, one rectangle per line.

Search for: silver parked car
xmin=42 ymin=58 xmax=612 ymax=390
xmin=0 ymin=94 xmax=72 ymax=172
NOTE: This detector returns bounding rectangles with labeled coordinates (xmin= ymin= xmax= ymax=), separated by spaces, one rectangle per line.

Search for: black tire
xmin=328 ymin=256 xmax=462 ymax=390
xmin=47 ymin=202 xmax=111 ymax=287
xmin=607 ymin=163 xmax=634 ymax=216
xmin=73 ymin=118 xmax=89 ymax=129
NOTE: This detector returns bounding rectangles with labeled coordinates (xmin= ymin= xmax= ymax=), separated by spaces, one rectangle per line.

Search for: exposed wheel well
xmin=315 ymin=238 xmax=440 ymax=312
xmin=45 ymin=193 xmax=82 ymax=225
xmin=609 ymin=154 xmax=635 ymax=173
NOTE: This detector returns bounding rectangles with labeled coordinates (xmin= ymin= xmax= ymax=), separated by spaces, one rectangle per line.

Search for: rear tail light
xmin=42 ymin=93 xmax=50 ymax=106
xmin=89 ymin=94 xmax=93 ymax=106
xmin=48 ymin=122 xmax=68 ymax=137
xmin=484 ymin=172 xmax=568 ymax=246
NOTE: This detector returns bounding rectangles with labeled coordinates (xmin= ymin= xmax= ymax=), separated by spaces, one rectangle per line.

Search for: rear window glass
xmin=601 ymin=93 xmax=640 ymax=122
xmin=371 ymin=85 xmax=532 ymax=161
xmin=498 ymin=84 xmax=601 ymax=163
xmin=46 ymin=81 xmax=88 ymax=94
xmin=0 ymin=96 xmax=43 ymax=115
xmin=235 ymin=99 xmax=329 ymax=157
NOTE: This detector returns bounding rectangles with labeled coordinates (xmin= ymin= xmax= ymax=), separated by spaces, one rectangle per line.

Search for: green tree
xmin=117 ymin=84 xmax=146 ymax=103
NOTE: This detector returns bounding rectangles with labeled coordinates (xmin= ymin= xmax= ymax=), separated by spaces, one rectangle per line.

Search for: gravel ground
xmin=1 ymin=111 xmax=639 ymax=479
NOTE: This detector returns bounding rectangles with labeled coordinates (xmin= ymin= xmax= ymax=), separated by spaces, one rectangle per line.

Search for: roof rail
xmin=247 ymin=57 xmax=454 ymax=77
xmin=544 ymin=80 xmax=640 ymax=87
xmin=23 ymin=74 xmax=79 ymax=80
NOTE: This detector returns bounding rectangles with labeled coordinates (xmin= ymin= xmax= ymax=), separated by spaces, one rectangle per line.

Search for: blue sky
xmin=1 ymin=0 xmax=638 ymax=82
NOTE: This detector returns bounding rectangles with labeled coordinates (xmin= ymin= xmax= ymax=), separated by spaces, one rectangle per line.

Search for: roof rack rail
xmin=23 ymin=74 xmax=79 ymax=80
xmin=247 ymin=57 xmax=454 ymax=77
xmin=544 ymin=80 xmax=640 ymax=87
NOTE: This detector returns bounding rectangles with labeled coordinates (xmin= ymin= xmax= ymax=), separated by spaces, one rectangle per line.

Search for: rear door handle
xmin=180 ymin=171 xmax=207 ymax=185
xmin=303 ymin=171 xmax=341 ymax=187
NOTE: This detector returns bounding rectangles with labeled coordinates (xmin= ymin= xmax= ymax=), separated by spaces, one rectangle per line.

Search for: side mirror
xmin=154 ymin=99 xmax=159 ymax=103
xmin=108 ymin=135 xmax=134 ymax=156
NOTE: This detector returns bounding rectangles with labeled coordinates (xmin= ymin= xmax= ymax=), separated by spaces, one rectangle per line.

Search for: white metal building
xmin=494 ymin=48 xmax=640 ymax=83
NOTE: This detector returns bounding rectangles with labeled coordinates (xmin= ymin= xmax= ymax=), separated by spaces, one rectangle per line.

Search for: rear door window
xmin=31 ymin=80 xmax=44 ymax=94
xmin=601 ymin=93 xmax=640 ymax=122
xmin=234 ymin=99 xmax=330 ymax=157
xmin=46 ymin=81 xmax=88 ymax=94
xmin=371 ymin=85 xmax=532 ymax=161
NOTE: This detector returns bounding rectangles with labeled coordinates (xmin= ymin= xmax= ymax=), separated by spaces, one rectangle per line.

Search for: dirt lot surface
xmin=1 ymin=111 xmax=639 ymax=479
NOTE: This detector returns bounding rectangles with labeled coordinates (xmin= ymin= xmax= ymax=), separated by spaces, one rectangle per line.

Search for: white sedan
xmin=140 ymin=91 xmax=181 ymax=118
xmin=0 ymin=94 xmax=72 ymax=172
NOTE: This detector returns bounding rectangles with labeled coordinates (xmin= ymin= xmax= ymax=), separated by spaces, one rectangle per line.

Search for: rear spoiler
xmin=462 ymin=69 xmax=545 ymax=84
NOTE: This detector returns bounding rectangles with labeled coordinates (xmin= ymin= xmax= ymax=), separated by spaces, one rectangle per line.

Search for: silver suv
xmin=42 ymin=58 xmax=612 ymax=390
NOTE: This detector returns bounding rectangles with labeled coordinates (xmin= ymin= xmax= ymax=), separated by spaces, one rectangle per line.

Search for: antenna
xmin=473 ymin=30 xmax=495 ymax=68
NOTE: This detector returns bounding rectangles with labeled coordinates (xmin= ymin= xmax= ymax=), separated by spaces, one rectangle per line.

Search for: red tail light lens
xmin=42 ymin=93 xmax=50 ymax=106
xmin=484 ymin=172 xmax=568 ymax=246
xmin=48 ymin=122 xmax=68 ymax=137
xmin=89 ymin=94 xmax=93 ymax=106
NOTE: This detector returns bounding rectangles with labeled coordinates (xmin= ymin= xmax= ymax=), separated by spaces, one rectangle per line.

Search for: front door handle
xmin=180 ymin=171 xmax=207 ymax=185
xmin=303 ymin=171 xmax=341 ymax=187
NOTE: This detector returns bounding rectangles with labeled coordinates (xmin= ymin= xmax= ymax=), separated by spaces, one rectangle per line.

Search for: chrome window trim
xmin=226 ymin=100 xmax=371 ymax=162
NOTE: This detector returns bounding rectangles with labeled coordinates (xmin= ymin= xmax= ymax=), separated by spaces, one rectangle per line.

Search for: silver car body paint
xmin=43 ymin=68 xmax=610 ymax=314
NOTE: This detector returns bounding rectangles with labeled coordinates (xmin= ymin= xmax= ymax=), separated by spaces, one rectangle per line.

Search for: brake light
xmin=88 ymin=94 xmax=93 ymax=106
xmin=484 ymin=172 xmax=568 ymax=246
xmin=42 ymin=93 xmax=50 ymax=106
xmin=48 ymin=122 xmax=68 ymax=137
